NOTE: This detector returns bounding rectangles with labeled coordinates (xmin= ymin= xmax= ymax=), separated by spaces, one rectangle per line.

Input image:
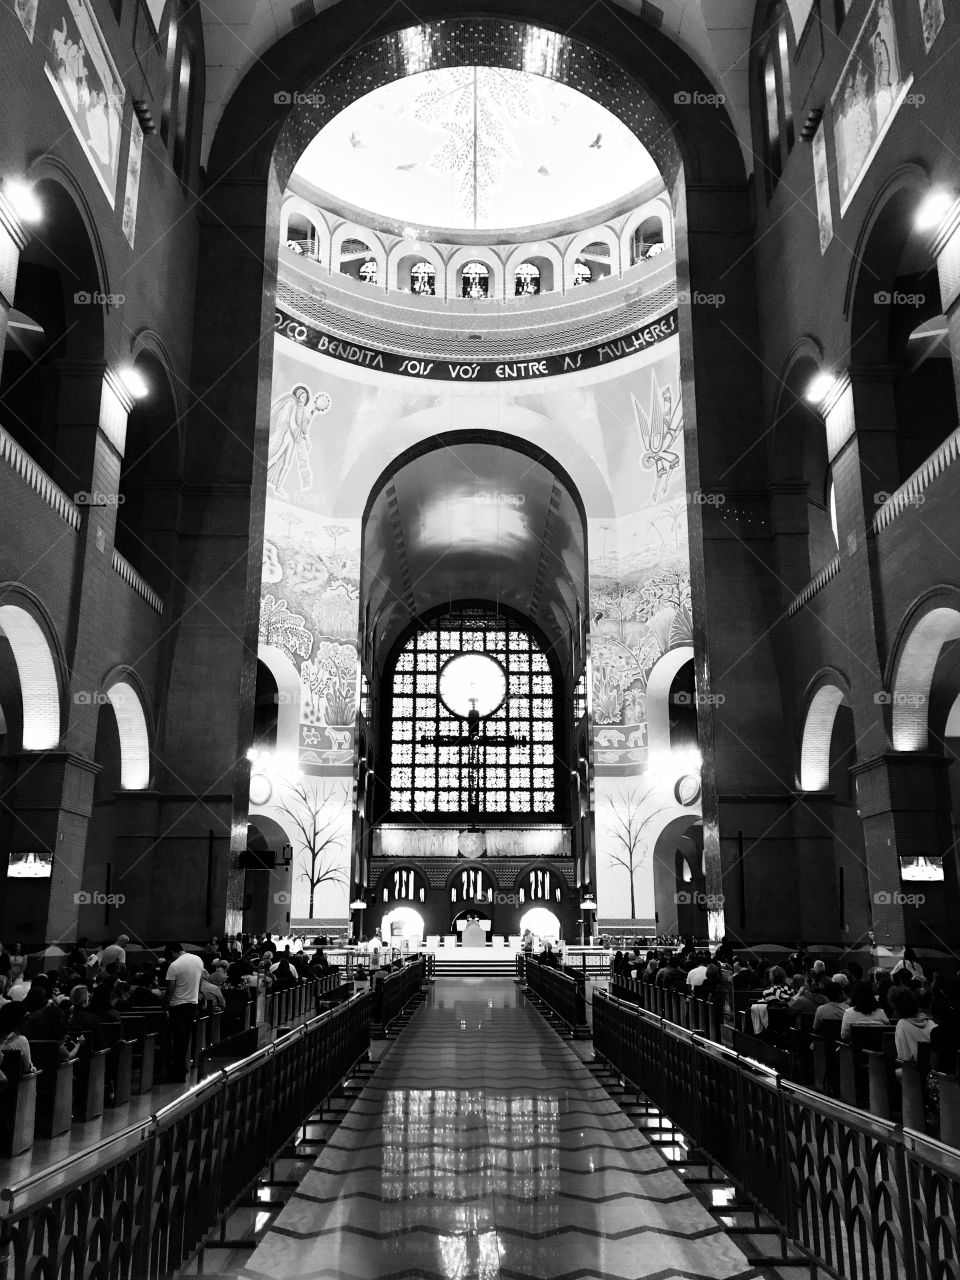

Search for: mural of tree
xmin=273 ymin=779 xmax=349 ymax=917
xmin=603 ymin=784 xmax=673 ymax=918
xmin=639 ymin=568 xmax=691 ymax=621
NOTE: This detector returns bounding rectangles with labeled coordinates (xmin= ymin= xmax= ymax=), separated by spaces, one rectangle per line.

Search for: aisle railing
xmin=517 ymin=956 xmax=590 ymax=1037
xmin=371 ymin=958 xmax=426 ymax=1036
xmin=593 ymin=989 xmax=960 ymax=1280
xmin=0 ymin=993 xmax=371 ymax=1280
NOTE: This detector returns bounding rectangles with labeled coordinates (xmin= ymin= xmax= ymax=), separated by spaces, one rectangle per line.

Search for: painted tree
xmin=603 ymin=784 xmax=672 ymax=918
xmin=273 ymin=778 xmax=349 ymax=916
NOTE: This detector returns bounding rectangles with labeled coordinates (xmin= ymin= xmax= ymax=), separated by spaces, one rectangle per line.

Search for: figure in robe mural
xmin=267 ymin=385 xmax=331 ymax=498
xmin=636 ymin=373 xmax=682 ymax=502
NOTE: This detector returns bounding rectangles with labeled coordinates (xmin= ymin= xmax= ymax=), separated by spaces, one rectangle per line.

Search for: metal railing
xmin=0 ymin=993 xmax=371 ymax=1280
xmin=518 ymin=956 xmax=589 ymax=1037
xmin=593 ymin=990 xmax=960 ymax=1280
xmin=371 ymin=957 xmax=426 ymax=1035
xmin=610 ymin=974 xmax=723 ymax=1041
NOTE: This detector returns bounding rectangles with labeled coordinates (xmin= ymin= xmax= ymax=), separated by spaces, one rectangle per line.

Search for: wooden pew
xmin=120 ymin=1015 xmax=158 ymax=1094
xmin=73 ymin=1042 xmax=110 ymax=1121
xmin=0 ymin=1049 xmax=38 ymax=1156
xmin=101 ymin=1023 xmax=135 ymax=1106
xmin=29 ymin=1041 xmax=75 ymax=1138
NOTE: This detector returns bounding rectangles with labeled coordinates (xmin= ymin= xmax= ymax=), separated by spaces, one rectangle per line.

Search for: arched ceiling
xmin=199 ymin=1 xmax=762 ymax=173
xmin=293 ymin=68 xmax=662 ymax=232
xmin=361 ymin=440 xmax=587 ymax=675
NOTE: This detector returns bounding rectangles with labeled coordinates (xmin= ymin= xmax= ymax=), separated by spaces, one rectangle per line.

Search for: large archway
xmin=186 ymin=4 xmax=766 ymax=943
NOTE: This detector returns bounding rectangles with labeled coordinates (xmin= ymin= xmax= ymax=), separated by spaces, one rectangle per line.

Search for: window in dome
xmin=359 ymin=259 xmax=379 ymax=285
xmin=462 ymin=262 xmax=490 ymax=299
xmin=411 ymin=261 xmax=436 ymax=295
xmin=572 ymin=261 xmax=593 ymax=287
xmin=515 ymin=263 xmax=541 ymax=297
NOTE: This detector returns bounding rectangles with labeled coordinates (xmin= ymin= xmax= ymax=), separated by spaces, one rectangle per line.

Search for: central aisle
xmin=241 ymin=979 xmax=761 ymax=1280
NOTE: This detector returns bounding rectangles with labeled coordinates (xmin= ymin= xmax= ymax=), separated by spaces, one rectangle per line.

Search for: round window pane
xmin=439 ymin=653 xmax=507 ymax=718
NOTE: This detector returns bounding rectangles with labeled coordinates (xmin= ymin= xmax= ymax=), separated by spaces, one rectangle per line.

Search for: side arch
xmin=0 ymin=597 xmax=62 ymax=750
xmin=799 ymin=676 xmax=849 ymax=791
xmin=890 ymin=596 xmax=960 ymax=750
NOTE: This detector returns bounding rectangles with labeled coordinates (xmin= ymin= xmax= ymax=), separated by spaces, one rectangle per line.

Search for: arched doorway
xmin=381 ymin=904 xmax=425 ymax=944
xmin=242 ymin=814 xmax=293 ymax=936
xmin=519 ymin=907 xmax=562 ymax=944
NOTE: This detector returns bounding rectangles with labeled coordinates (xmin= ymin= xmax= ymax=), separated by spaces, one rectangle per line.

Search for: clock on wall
xmin=439 ymin=652 xmax=507 ymax=718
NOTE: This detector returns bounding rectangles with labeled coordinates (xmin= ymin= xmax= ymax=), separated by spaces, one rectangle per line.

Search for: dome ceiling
xmin=291 ymin=68 xmax=662 ymax=232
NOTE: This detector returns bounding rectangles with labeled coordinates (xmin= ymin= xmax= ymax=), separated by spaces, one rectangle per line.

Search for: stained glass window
xmin=389 ymin=610 xmax=556 ymax=815
xmin=411 ymin=262 xmax=436 ymax=295
xmin=462 ymin=262 xmax=490 ymax=299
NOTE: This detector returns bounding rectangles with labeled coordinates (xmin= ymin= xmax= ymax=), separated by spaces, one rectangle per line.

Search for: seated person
xmin=889 ymin=986 xmax=936 ymax=1064
xmin=655 ymin=955 xmax=687 ymax=989
xmin=730 ymin=959 xmax=756 ymax=990
xmin=761 ymin=966 xmax=793 ymax=1004
xmin=788 ymin=973 xmax=828 ymax=1017
xmin=66 ymin=984 xmax=108 ymax=1052
xmin=812 ymin=981 xmax=848 ymax=1031
xmin=840 ymin=981 xmax=890 ymax=1041
xmin=89 ymin=980 xmax=124 ymax=1029
xmin=686 ymin=959 xmax=709 ymax=990
xmin=0 ymin=1000 xmax=34 ymax=1071
xmin=200 ymin=972 xmax=226 ymax=1009
xmin=269 ymin=958 xmax=298 ymax=990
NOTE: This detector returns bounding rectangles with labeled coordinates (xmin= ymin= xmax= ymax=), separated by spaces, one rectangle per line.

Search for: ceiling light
xmin=805 ymin=372 xmax=837 ymax=405
xmin=4 ymin=178 xmax=42 ymax=223
xmin=118 ymin=364 xmax=150 ymax=400
xmin=916 ymin=189 xmax=955 ymax=233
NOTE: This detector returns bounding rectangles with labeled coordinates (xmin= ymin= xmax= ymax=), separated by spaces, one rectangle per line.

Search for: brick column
xmin=43 ymin=363 xmax=132 ymax=942
xmin=852 ymin=752 xmax=957 ymax=957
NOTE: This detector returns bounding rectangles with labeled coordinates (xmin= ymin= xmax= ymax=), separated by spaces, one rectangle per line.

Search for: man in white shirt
xmin=101 ymin=934 xmax=129 ymax=970
xmin=165 ymin=943 xmax=204 ymax=1082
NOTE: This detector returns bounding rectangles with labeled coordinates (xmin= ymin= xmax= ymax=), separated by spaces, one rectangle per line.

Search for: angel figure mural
xmin=635 ymin=375 xmax=682 ymax=502
xmin=267 ymin=384 xmax=331 ymax=498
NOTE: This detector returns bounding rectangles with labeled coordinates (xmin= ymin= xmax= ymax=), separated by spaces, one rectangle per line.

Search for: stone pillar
xmin=0 ymin=191 xmax=28 ymax=386
xmin=5 ymin=752 xmax=101 ymax=945
xmin=852 ymin=752 xmax=957 ymax=957
xmin=42 ymin=363 xmax=132 ymax=942
xmin=789 ymin=791 xmax=842 ymax=943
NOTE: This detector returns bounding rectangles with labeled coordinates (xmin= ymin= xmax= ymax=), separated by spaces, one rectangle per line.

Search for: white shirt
xmin=166 ymin=953 xmax=204 ymax=1006
xmin=687 ymin=965 xmax=708 ymax=989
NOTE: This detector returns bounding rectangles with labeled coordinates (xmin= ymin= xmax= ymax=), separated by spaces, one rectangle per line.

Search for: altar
xmin=457 ymin=919 xmax=490 ymax=948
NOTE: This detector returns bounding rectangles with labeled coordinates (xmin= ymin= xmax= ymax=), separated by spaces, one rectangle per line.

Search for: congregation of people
xmin=611 ymin=940 xmax=959 ymax=1078
xmin=0 ymin=931 xmax=337 ymax=1097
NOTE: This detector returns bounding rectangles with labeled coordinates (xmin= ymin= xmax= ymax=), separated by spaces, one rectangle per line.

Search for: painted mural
xmin=831 ymin=0 xmax=912 ymax=215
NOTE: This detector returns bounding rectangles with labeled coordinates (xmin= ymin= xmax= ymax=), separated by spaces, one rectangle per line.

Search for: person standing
xmin=164 ymin=943 xmax=204 ymax=1083
xmin=100 ymin=934 xmax=129 ymax=970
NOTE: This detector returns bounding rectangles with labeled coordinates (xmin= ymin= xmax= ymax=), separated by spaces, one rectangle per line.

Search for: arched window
xmin=388 ymin=610 xmax=556 ymax=816
xmin=286 ymin=213 xmax=319 ymax=259
xmin=359 ymin=259 xmax=379 ymax=285
xmin=461 ymin=262 xmax=490 ymax=299
xmin=514 ymin=263 xmax=541 ymax=297
xmin=384 ymin=868 xmax=426 ymax=903
xmin=632 ymin=216 xmax=665 ymax=264
xmin=410 ymin=262 xmax=436 ymax=295
xmin=759 ymin=3 xmax=795 ymax=196
xmin=573 ymin=261 xmax=593 ymax=287
xmin=450 ymin=867 xmax=493 ymax=905
xmin=522 ymin=868 xmax=561 ymax=903
xmin=340 ymin=239 xmax=378 ymax=281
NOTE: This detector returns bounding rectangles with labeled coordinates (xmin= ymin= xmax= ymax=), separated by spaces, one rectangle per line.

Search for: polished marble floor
xmin=240 ymin=979 xmax=765 ymax=1280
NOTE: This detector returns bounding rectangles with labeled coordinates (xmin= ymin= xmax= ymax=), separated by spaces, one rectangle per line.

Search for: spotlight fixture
xmin=118 ymin=364 xmax=150 ymax=400
xmin=805 ymin=371 xmax=837 ymax=405
xmin=916 ymin=189 xmax=956 ymax=233
xmin=4 ymin=178 xmax=42 ymax=224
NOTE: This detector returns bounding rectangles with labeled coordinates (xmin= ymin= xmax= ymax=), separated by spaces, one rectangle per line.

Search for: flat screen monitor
xmin=6 ymin=850 xmax=53 ymax=878
xmin=899 ymin=855 xmax=944 ymax=883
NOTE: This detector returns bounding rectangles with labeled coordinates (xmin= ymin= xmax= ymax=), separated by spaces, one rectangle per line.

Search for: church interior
xmin=1 ymin=0 xmax=960 ymax=1276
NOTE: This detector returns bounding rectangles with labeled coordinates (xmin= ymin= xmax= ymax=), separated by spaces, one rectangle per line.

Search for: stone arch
xmin=102 ymin=675 xmax=152 ymax=790
xmin=387 ymin=242 xmax=446 ymax=296
xmin=331 ymin=220 xmax=387 ymax=282
xmin=646 ymin=645 xmax=695 ymax=763
xmin=445 ymin=860 xmax=499 ymax=892
xmin=622 ymin=198 xmax=673 ymax=264
xmin=448 ymin=246 xmax=504 ymax=300
xmin=281 ymin=195 xmax=331 ymax=261
xmin=890 ymin=596 xmax=960 ymax=751
xmin=799 ymin=676 xmax=850 ymax=791
xmin=0 ymin=597 xmax=62 ymax=750
xmin=512 ymin=860 xmax=568 ymax=900
xmin=257 ymin=643 xmax=302 ymax=766
xmin=565 ymin=225 xmax=620 ymax=285
xmin=504 ymin=243 xmax=563 ymax=295
xmin=374 ymin=861 xmax=428 ymax=902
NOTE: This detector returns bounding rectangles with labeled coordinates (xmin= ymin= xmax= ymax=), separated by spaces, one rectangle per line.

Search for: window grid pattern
xmin=389 ymin=613 xmax=556 ymax=816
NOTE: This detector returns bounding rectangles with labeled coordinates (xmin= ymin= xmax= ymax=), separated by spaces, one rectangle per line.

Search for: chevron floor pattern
xmin=231 ymin=978 xmax=793 ymax=1280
